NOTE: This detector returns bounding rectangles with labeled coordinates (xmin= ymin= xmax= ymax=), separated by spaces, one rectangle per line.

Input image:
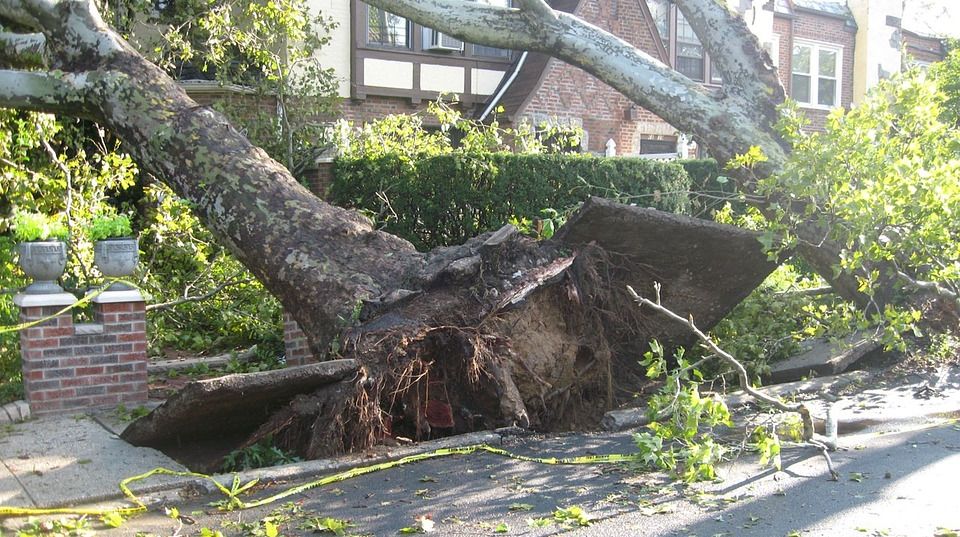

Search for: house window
xmin=646 ymin=0 xmax=719 ymax=85
xmin=472 ymin=0 xmax=511 ymax=57
xmin=675 ymin=12 xmax=704 ymax=82
xmin=639 ymin=138 xmax=677 ymax=155
xmin=791 ymin=41 xmax=841 ymax=107
xmin=367 ymin=6 xmax=410 ymax=48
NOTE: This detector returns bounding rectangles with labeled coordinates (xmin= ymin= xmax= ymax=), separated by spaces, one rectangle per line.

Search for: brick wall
xmin=17 ymin=292 xmax=148 ymax=416
xmin=774 ymin=15 xmax=794 ymax=88
xmin=283 ymin=311 xmax=314 ymax=367
xmin=302 ymin=159 xmax=336 ymax=198
xmin=903 ymin=32 xmax=946 ymax=65
xmin=520 ymin=0 xmax=672 ymax=154
xmin=339 ymin=95 xmax=437 ymax=124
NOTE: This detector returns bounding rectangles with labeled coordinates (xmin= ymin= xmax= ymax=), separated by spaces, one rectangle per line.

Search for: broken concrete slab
xmin=0 ymin=400 xmax=30 ymax=424
xmin=766 ymin=332 xmax=883 ymax=384
xmin=121 ymin=360 xmax=359 ymax=468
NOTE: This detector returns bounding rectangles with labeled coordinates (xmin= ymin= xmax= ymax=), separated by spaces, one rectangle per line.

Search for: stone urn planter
xmin=13 ymin=212 xmax=69 ymax=294
xmin=17 ymin=240 xmax=68 ymax=294
xmin=89 ymin=214 xmax=138 ymax=290
xmin=93 ymin=237 xmax=140 ymax=290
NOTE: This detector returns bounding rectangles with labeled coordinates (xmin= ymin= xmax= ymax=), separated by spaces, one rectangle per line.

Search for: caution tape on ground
xmin=0 ymin=443 xmax=643 ymax=520
xmin=0 ymin=279 xmax=133 ymax=335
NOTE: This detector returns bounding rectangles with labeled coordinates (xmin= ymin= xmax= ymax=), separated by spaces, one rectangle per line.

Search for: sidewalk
xmin=1 ymin=365 xmax=958 ymax=536
xmin=0 ymin=411 xmax=190 ymax=510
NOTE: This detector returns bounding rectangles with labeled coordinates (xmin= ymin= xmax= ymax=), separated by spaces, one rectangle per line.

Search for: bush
xmin=331 ymin=153 xmax=692 ymax=250
xmin=88 ymin=213 xmax=133 ymax=241
xmin=12 ymin=212 xmax=68 ymax=241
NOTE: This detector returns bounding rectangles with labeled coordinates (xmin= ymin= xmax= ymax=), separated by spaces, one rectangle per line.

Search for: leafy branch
xmin=627 ymin=282 xmax=840 ymax=480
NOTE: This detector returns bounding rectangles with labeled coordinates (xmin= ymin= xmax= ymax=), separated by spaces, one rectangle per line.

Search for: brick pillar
xmin=302 ymin=156 xmax=335 ymax=199
xmin=15 ymin=289 xmax=148 ymax=416
xmin=283 ymin=311 xmax=314 ymax=367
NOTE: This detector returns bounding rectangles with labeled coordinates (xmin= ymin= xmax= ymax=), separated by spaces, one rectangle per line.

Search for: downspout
xmin=478 ymin=51 xmax=529 ymax=122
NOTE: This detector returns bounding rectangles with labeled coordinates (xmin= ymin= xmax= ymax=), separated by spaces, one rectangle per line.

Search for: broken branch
xmin=626 ymin=283 xmax=814 ymax=441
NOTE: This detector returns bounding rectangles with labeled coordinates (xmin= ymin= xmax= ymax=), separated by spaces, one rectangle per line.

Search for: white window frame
xmin=791 ymin=39 xmax=842 ymax=110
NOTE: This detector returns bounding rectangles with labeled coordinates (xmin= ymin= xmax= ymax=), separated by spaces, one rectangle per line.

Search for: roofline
xmin=478 ymin=51 xmax=530 ymax=121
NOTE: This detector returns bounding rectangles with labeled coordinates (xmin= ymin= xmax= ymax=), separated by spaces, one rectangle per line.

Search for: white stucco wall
xmin=471 ymin=68 xmax=506 ymax=95
xmin=420 ymin=64 xmax=465 ymax=93
xmin=306 ymin=0 xmax=353 ymax=98
xmin=363 ymin=58 xmax=414 ymax=89
xmin=848 ymin=0 xmax=903 ymax=105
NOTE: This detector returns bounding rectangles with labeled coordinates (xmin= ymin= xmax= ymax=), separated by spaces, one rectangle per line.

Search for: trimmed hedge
xmin=331 ymin=153 xmax=693 ymax=250
xmin=678 ymin=159 xmax=720 ymax=190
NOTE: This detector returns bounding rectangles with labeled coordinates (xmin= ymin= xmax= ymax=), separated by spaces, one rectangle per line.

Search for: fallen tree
xmin=4 ymin=0 xmax=955 ymax=462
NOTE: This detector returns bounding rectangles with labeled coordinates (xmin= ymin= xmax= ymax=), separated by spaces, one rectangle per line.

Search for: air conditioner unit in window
xmin=429 ymin=31 xmax=464 ymax=52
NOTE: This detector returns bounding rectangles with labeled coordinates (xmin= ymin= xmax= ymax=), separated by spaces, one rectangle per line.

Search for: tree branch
xmin=0 ymin=0 xmax=44 ymax=30
xmin=0 ymin=31 xmax=45 ymax=67
xmin=514 ymin=0 xmax=557 ymax=24
xmin=675 ymin=0 xmax=785 ymax=130
xmin=0 ymin=69 xmax=93 ymax=115
xmin=626 ymin=283 xmax=814 ymax=439
xmin=895 ymin=269 xmax=960 ymax=310
xmin=146 ymin=274 xmax=253 ymax=312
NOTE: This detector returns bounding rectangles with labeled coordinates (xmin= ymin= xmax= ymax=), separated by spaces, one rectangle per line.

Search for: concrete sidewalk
xmin=0 ymin=412 xmax=191 ymax=510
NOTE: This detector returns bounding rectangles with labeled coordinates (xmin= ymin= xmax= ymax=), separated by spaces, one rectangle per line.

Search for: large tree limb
xmin=0 ymin=0 xmax=44 ymax=30
xmin=0 ymin=69 xmax=91 ymax=114
xmin=675 ymin=0 xmax=785 ymax=137
xmin=0 ymin=31 xmax=45 ymax=66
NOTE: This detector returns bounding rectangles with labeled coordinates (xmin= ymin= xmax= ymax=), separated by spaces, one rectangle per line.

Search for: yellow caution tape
xmin=0 ymin=443 xmax=641 ymax=520
xmin=0 ymin=279 xmax=133 ymax=335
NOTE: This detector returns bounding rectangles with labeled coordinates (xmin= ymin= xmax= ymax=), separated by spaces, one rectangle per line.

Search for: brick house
xmin=296 ymin=0 xmax=953 ymax=162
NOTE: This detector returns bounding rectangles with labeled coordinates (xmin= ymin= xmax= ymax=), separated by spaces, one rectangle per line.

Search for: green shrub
xmin=331 ymin=153 xmax=692 ymax=250
xmin=678 ymin=158 xmax=720 ymax=189
xmin=88 ymin=213 xmax=133 ymax=241
xmin=12 ymin=212 xmax=68 ymax=241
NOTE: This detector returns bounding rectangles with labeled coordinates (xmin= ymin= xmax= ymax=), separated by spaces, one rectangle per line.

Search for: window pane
xmin=474 ymin=44 xmax=511 ymax=58
xmin=792 ymin=74 xmax=811 ymax=103
xmin=367 ymin=6 xmax=409 ymax=47
xmin=677 ymin=43 xmax=703 ymax=59
xmin=818 ymin=78 xmax=836 ymax=106
xmin=639 ymin=138 xmax=677 ymax=155
xmin=818 ymin=49 xmax=837 ymax=77
xmin=710 ymin=59 xmax=722 ymax=84
xmin=792 ymin=45 xmax=810 ymax=74
xmin=676 ymin=11 xmax=698 ymax=43
xmin=678 ymin=54 xmax=704 ymax=81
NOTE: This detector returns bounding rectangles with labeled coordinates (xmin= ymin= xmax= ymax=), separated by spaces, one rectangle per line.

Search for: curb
xmin=15 ymin=430 xmax=505 ymax=512
xmin=198 ymin=430 xmax=504 ymax=495
xmin=0 ymin=400 xmax=30 ymax=424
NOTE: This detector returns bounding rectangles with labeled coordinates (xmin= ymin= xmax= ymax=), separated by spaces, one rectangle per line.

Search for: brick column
xmin=283 ymin=311 xmax=314 ymax=367
xmin=15 ymin=289 xmax=148 ymax=416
